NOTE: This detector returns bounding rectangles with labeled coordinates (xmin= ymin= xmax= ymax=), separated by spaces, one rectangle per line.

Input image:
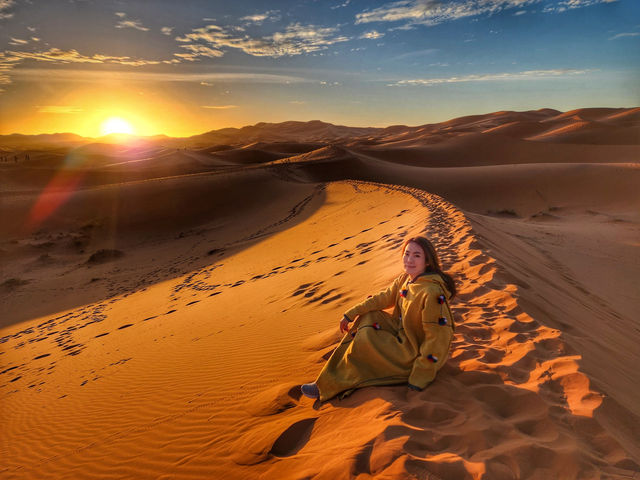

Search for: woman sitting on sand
xmin=301 ymin=236 xmax=456 ymax=402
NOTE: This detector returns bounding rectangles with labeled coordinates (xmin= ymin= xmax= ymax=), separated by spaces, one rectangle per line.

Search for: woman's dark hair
xmin=402 ymin=236 xmax=457 ymax=298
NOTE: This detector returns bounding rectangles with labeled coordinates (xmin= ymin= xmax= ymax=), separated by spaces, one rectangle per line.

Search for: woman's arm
xmin=343 ymin=274 xmax=404 ymax=320
xmin=408 ymin=291 xmax=453 ymax=389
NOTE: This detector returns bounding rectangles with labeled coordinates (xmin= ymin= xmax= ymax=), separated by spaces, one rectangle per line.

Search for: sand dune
xmin=1 ymin=107 xmax=639 ymax=479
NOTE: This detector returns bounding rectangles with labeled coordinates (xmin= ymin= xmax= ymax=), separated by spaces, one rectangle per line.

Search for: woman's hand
xmin=339 ymin=314 xmax=352 ymax=334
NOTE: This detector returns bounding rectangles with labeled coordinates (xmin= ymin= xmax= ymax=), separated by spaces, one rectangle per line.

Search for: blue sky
xmin=0 ymin=0 xmax=638 ymax=136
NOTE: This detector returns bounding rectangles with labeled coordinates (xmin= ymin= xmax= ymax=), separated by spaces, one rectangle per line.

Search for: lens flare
xmin=25 ymin=151 xmax=89 ymax=232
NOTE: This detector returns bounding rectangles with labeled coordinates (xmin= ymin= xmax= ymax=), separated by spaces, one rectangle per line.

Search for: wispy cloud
xmin=355 ymin=0 xmax=540 ymax=28
xmin=240 ymin=10 xmax=281 ymax=25
xmin=0 ymin=60 xmax=14 ymax=90
xmin=356 ymin=0 xmax=616 ymax=28
xmin=176 ymin=22 xmax=350 ymax=58
xmin=360 ymin=30 xmax=385 ymax=39
xmin=176 ymin=43 xmax=224 ymax=61
xmin=542 ymin=0 xmax=617 ymax=13
xmin=608 ymin=32 xmax=640 ymax=40
xmin=6 ymin=48 xmax=161 ymax=66
xmin=331 ymin=0 xmax=351 ymax=9
xmin=115 ymin=12 xmax=150 ymax=32
xmin=201 ymin=105 xmax=238 ymax=109
xmin=37 ymin=105 xmax=83 ymax=114
xmin=161 ymin=26 xmax=174 ymax=36
xmin=0 ymin=0 xmax=14 ymax=19
xmin=9 ymin=37 xmax=29 ymax=46
xmin=9 ymin=68 xmax=314 ymax=85
xmin=387 ymin=68 xmax=592 ymax=86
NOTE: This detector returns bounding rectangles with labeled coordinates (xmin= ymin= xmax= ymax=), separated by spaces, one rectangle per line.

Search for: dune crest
xmin=1 ymin=107 xmax=639 ymax=479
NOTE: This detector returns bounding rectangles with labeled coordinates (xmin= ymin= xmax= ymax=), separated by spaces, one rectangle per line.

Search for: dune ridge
xmin=1 ymin=107 xmax=639 ymax=479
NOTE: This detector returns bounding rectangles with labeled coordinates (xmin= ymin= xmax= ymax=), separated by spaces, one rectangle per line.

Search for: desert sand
xmin=1 ymin=107 xmax=639 ymax=479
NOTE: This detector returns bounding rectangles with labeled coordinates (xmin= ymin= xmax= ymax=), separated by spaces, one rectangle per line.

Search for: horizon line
xmin=1 ymin=105 xmax=637 ymax=140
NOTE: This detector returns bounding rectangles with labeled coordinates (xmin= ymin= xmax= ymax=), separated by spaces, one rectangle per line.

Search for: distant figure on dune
xmin=301 ymin=236 xmax=456 ymax=402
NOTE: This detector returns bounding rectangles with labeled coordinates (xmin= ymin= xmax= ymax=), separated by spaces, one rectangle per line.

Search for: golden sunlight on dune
xmin=1 ymin=107 xmax=639 ymax=479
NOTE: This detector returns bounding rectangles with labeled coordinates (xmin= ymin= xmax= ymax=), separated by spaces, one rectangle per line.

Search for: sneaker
xmin=301 ymin=382 xmax=319 ymax=399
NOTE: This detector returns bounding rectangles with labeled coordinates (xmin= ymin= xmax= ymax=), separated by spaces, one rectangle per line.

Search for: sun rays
xmin=100 ymin=117 xmax=135 ymax=136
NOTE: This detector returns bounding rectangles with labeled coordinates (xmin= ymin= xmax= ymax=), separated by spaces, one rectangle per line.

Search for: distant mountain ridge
xmin=1 ymin=107 xmax=637 ymax=150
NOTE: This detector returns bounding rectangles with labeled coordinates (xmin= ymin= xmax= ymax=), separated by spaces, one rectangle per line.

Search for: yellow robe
xmin=315 ymin=272 xmax=454 ymax=402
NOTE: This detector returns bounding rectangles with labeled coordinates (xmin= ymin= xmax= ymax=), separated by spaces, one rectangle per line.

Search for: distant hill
xmin=184 ymin=120 xmax=382 ymax=147
xmin=1 ymin=108 xmax=638 ymax=151
xmin=0 ymin=133 xmax=88 ymax=149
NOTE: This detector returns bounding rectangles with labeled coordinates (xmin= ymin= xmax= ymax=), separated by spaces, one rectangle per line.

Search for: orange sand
xmin=1 ymin=107 xmax=639 ymax=479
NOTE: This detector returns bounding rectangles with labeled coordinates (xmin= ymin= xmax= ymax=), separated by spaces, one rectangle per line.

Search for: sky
xmin=0 ymin=0 xmax=638 ymax=137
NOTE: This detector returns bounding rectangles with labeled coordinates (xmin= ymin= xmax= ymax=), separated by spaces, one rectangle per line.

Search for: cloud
xmin=176 ymin=22 xmax=350 ymax=58
xmin=608 ymin=32 xmax=640 ymax=40
xmin=331 ymin=0 xmax=352 ymax=9
xmin=177 ymin=43 xmax=224 ymax=59
xmin=0 ymin=0 xmax=14 ymax=20
xmin=161 ymin=26 xmax=174 ymax=36
xmin=6 ymin=47 xmax=161 ymax=66
xmin=542 ymin=0 xmax=617 ymax=13
xmin=37 ymin=105 xmax=83 ymax=114
xmin=201 ymin=105 xmax=238 ymax=109
xmin=115 ymin=12 xmax=150 ymax=32
xmin=289 ymin=100 xmax=307 ymax=104
xmin=240 ymin=10 xmax=281 ymax=25
xmin=355 ymin=0 xmax=536 ymax=27
xmin=355 ymin=0 xmax=615 ymax=27
xmin=9 ymin=68 xmax=313 ymax=85
xmin=360 ymin=30 xmax=385 ymax=39
xmin=9 ymin=37 xmax=29 ymax=45
xmin=387 ymin=68 xmax=592 ymax=86
xmin=200 ymin=81 xmax=214 ymax=86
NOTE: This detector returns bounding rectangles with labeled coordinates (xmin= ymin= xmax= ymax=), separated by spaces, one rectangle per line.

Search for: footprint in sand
xmin=269 ymin=418 xmax=317 ymax=457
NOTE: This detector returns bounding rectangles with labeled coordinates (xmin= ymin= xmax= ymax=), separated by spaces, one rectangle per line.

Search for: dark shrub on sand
xmin=2 ymin=278 xmax=30 ymax=290
xmin=87 ymin=249 xmax=124 ymax=264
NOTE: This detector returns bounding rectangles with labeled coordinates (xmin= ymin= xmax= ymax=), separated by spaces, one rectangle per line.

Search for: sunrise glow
xmin=0 ymin=0 xmax=636 ymax=137
xmin=100 ymin=117 xmax=135 ymax=136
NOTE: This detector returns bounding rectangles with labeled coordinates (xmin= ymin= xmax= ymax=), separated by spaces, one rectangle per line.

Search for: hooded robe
xmin=315 ymin=271 xmax=454 ymax=402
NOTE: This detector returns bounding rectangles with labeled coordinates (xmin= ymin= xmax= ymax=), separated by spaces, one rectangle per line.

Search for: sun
xmin=100 ymin=117 xmax=135 ymax=136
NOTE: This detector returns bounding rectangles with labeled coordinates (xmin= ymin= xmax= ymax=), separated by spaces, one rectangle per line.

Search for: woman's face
xmin=403 ymin=242 xmax=428 ymax=279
